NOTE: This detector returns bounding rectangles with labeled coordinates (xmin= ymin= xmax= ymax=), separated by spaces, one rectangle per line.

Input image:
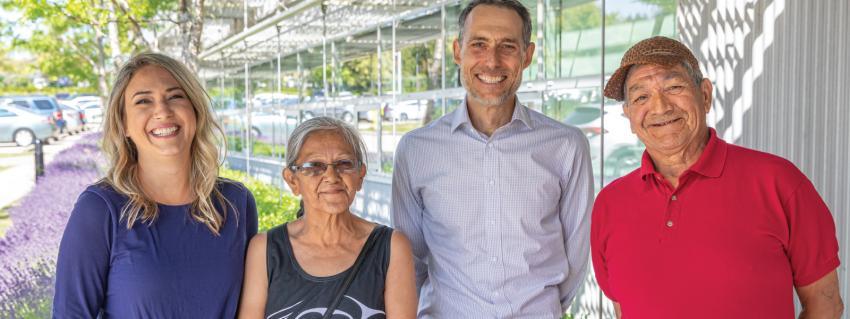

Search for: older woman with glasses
xmin=239 ymin=116 xmax=416 ymax=319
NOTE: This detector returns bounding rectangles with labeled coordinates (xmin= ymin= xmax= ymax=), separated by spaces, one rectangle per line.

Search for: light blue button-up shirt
xmin=391 ymin=98 xmax=594 ymax=318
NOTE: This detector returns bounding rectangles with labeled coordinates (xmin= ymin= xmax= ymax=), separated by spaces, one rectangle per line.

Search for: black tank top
xmin=264 ymin=223 xmax=392 ymax=319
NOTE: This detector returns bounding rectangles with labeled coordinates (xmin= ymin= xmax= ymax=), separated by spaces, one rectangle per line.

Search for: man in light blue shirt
xmin=391 ymin=0 xmax=594 ymax=317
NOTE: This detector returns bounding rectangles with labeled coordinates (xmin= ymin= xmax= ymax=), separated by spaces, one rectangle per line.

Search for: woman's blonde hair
xmin=101 ymin=52 xmax=231 ymax=235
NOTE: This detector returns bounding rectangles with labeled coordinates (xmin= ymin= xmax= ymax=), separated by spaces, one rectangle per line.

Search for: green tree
xmin=636 ymin=0 xmax=677 ymax=35
xmin=4 ymin=0 xmax=172 ymax=96
xmin=340 ymin=56 xmax=374 ymax=95
xmin=637 ymin=0 xmax=677 ymax=15
xmin=561 ymin=2 xmax=623 ymax=32
xmin=2 ymin=0 xmax=209 ymax=96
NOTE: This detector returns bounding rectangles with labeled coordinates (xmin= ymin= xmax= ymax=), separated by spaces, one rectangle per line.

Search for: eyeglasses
xmin=289 ymin=159 xmax=360 ymax=177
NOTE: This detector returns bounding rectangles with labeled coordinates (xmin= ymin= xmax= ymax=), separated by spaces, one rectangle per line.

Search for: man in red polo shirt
xmin=591 ymin=36 xmax=843 ymax=318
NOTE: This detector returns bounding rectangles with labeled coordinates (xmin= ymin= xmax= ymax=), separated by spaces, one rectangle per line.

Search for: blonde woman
xmin=53 ymin=53 xmax=258 ymax=318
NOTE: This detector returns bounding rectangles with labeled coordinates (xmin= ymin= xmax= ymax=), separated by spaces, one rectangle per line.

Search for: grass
xmin=0 ymin=151 xmax=32 ymax=159
xmin=8 ymin=295 xmax=51 ymax=319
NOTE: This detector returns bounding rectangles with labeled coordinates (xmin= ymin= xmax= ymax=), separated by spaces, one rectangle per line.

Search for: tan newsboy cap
xmin=603 ymin=36 xmax=701 ymax=101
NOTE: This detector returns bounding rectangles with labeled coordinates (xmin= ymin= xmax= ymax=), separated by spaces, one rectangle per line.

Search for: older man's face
xmin=453 ymin=5 xmax=534 ymax=108
xmin=623 ymin=63 xmax=712 ymax=154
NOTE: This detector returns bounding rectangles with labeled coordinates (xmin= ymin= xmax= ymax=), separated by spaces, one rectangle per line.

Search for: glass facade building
xmin=201 ymin=0 xmax=676 ymax=191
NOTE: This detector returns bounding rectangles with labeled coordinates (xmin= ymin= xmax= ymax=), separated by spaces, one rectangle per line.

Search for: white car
xmin=252 ymin=93 xmax=298 ymax=108
xmin=69 ymin=96 xmax=102 ymax=106
xmin=59 ymin=103 xmax=85 ymax=134
xmin=77 ymin=101 xmax=105 ymax=124
xmin=564 ymin=104 xmax=644 ymax=184
xmin=384 ymin=99 xmax=428 ymax=121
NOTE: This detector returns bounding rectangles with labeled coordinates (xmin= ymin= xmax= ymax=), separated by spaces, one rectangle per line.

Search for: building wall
xmin=680 ymin=0 xmax=849 ymax=315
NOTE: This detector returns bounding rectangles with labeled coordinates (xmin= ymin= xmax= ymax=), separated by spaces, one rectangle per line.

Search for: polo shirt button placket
xmin=665 ymin=193 xmax=679 ymax=232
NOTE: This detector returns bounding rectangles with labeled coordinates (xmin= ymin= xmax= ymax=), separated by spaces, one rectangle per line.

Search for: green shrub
xmin=219 ymin=168 xmax=299 ymax=231
xmin=252 ymin=141 xmax=286 ymax=158
xmin=225 ymin=136 xmax=286 ymax=158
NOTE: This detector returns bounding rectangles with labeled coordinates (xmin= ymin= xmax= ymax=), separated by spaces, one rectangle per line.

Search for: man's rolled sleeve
xmin=785 ymin=177 xmax=841 ymax=287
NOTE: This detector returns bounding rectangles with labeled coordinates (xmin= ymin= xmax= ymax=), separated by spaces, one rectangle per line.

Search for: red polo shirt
xmin=591 ymin=128 xmax=840 ymax=318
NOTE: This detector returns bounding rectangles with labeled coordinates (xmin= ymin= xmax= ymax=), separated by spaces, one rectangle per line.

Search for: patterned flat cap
xmin=603 ymin=36 xmax=701 ymax=101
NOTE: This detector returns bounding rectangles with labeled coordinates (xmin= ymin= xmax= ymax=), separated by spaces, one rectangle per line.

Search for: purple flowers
xmin=0 ymin=133 xmax=104 ymax=318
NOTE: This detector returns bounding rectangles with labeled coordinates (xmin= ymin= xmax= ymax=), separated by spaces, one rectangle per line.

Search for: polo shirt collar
xmin=450 ymin=97 xmax=534 ymax=133
xmin=639 ymin=128 xmax=728 ymax=180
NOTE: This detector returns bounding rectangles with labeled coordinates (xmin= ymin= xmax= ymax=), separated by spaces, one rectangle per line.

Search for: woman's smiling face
xmin=123 ymin=65 xmax=197 ymax=160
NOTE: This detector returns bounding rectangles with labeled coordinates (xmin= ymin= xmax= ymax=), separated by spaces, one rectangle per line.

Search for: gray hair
xmin=458 ymin=0 xmax=532 ymax=47
xmin=623 ymin=61 xmax=704 ymax=103
xmin=285 ymin=116 xmax=368 ymax=169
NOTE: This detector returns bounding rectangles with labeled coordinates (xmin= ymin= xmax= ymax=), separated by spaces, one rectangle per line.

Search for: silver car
xmin=0 ymin=104 xmax=58 ymax=146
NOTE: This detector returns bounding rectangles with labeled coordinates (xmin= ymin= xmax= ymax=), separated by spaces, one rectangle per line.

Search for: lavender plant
xmin=0 ymin=133 xmax=104 ymax=318
xmin=0 ymin=134 xmax=296 ymax=318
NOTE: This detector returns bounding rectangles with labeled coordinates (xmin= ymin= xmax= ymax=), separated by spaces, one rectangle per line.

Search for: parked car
xmin=59 ymin=103 xmax=86 ymax=133
xmin=0 ymin=103 xmax=58 ymax=146
xmin=250 ymin=110 xmax=298 ymax=143
xmin=252 ymin=93 xmax=298 ymax=109
xmin=564 ymin=104 xmax=644 ymax=185
xmin=76 ymin=101 xmax=104 ymax=124
xmin=384 ymin=99 xmax=428 ymax=121
xmin=68 ymin=95 xmax=102 ymax=106
xmin=303 ymin=106 xmax=357 ymax=123
xmin=59 ymin=96 xmax=105 ymax=124
xmin=3 ymin=95 xmax=66 ymax=133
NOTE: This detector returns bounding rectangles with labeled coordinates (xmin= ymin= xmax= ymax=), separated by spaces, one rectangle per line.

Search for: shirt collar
xmin=639 ymin=128 xmax=728 ymax=180
xmin=450 ymin=97 xmax=534 ymax=133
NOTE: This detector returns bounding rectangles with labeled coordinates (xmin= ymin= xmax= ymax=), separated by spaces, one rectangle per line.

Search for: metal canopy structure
xmin=196 ymin=0 xmax=454 ymax=77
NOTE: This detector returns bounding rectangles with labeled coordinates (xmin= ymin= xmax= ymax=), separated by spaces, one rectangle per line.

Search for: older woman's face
xmin=123 ymin=65 xmax=196 ymax=160
xmin=283 ymin=130 xmax=366 ymax=216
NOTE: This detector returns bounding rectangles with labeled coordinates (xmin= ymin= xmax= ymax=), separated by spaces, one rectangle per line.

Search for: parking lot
xmin=0 ymin=132 xmax=84 ymax=212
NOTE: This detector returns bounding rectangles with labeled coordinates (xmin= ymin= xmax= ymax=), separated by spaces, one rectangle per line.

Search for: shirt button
xmin=666 ymin=220 xmax=674 ymax=227
xmin=671 ymin=195 xmax=678 ymax=201
xmin=489 ymin=180 xmax=495 ymax=185
xmin=490 ymin=256 xmax=498 ymax=262
xmin=488 ymin=221 xmax=496 ymax=226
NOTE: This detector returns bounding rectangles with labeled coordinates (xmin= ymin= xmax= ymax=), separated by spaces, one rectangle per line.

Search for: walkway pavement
xmin=0 ymin=134 xmax=83 ymax=210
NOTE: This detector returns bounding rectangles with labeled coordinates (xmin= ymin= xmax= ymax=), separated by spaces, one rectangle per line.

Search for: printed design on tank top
xmin=266 ymin=295 xmax=385 ymax=319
